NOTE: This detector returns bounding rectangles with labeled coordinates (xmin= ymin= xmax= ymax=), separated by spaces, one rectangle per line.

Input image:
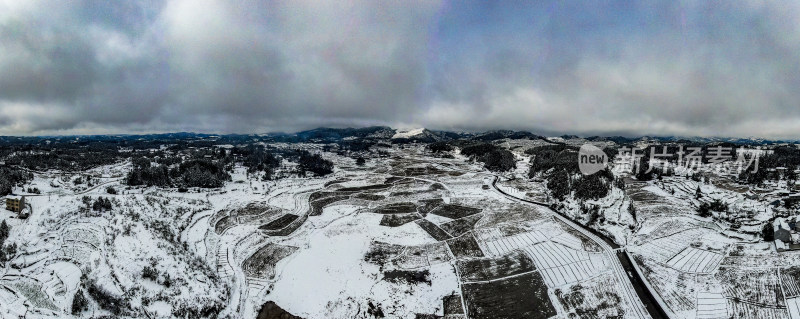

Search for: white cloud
xmin=0 ymin=0 xmax=799 ymax=139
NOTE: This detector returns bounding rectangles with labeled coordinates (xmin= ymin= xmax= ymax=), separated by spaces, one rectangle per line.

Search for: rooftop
xmin=774 ymin=217 xmax=791 ymax=231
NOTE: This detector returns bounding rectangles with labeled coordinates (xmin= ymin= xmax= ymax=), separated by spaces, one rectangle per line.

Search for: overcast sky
xmin=1 ymin=1 xmax=799 ymax=138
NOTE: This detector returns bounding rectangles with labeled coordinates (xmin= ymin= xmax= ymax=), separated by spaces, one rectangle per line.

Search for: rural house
xmin=772 ymin=218 xmax=794 ymax=243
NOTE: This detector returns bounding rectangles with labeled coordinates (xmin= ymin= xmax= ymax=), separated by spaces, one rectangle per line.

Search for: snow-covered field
xmin=1 ymin=142 xmax=799 ymax=319
xmin=624 ymin=172 xmax=800 ymax=319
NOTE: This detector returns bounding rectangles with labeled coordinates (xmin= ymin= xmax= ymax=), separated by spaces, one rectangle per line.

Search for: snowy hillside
xmin=391 ymin=128 xmax=427 ymax=139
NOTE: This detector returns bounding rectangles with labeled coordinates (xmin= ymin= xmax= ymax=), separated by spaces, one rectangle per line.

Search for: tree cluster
xmin=177 ymin=159 xmax=231 ymax=188
xmin=426 ymin=141 xmax=453 ymax=153
xmin=241 ymin=147 xmax=282 ymax=180
xmin=126 ymin=157 xmax=231 ymax=188
xmin=0 ymin=221 xmax=7 ymax=244
xmin=460 ymin=143 xmax=516 ymax=172
xmin=140 ymin=258 xmax=173 ymax=287
xmin=482 ymin=148 xmax=516 ymax=172
xmin=3 ymin=149 xmax=120 ymax=172
xmin=740 ymin=146 xmax=800 ymax=185
xmin=0 ymin=167 xmax=32 ymax=196
xmin=461 ymin=143 xmax=499 ymax=158
xmin=547 ymin=169 xmax=571 ymax=201
xmin=142 ymin=265 xmax=158 ymax=281
xmin=573 ymin=171 xmax=613 ymax=201
xmin=635 ymin=155 xmax=654 ymax=181
xmin=337 ymin=140 xmax=375 ymax=152
xmin=581 ymin=203 xmax=603 ymax=225
xmin=71 ymin=290 xmax=89 ymax=315
xmin=92 ymin=197 xmax=113 ymax=212
xmin=85 ymin=278 xmax=130 ymax=315
xmin=0 ymin=220 xmax=17 ymax=265
xmin=296 ymin=151 xmax=334 ymax=177
xmin=528 ymin=146 xmax=613 ymax=202
xmin=762 ymin=223 xmax=775 ymax=242
xmin=527 ymin=145 xmax=579 ymax=176
xmin=697 ymin=199 xmax=728 ymax=218
xmin=543 ymin=169 xmax=613 ymax=202
xmin=125 ymin=161 xmax=171 ymax=187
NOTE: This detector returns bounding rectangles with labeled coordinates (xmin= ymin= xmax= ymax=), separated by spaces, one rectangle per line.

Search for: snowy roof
xmin=6 ymin=195 xmax=22 ymax=201
xmin=774 ymin=218 xmax=791 ymax=231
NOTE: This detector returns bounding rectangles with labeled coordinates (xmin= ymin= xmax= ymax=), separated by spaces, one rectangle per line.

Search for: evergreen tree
xmin=547 ymin=170 xmax=571 ymax=201
xmin=0 ymin=220 xmax=8 ymax=245
xmin=762 ymin=223 xmax=775 ymax=242
xmin=71 ymin=289 xmax=89 ymax=315
xmin=481 ymin=149 xmax=516 ymax=172
xmin=298 ymin=152 xmax=334 ymax=176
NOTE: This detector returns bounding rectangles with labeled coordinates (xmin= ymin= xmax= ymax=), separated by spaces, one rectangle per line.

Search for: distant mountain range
xmin=283 ymin=127 xmax=796 ymax=145
xmin=0 ymin=126 xmax=796 ymax=146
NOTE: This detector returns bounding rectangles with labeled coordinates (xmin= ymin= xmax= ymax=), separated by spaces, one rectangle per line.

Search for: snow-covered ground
xmin=2 ymin=143 xmax=799 ymax=319
xmin=391 ymin=128 xmax=426 ymax=140
xmin=625 ymin=172 xmax=800 ymax=319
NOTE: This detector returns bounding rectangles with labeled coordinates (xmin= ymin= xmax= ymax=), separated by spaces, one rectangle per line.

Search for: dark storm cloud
xmin=1 ymin=0 xmax=799 ymax=138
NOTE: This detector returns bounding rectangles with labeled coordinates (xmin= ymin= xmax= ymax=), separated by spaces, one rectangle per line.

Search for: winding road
xmin=491 ymin=176 xmax=669 ymax=319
